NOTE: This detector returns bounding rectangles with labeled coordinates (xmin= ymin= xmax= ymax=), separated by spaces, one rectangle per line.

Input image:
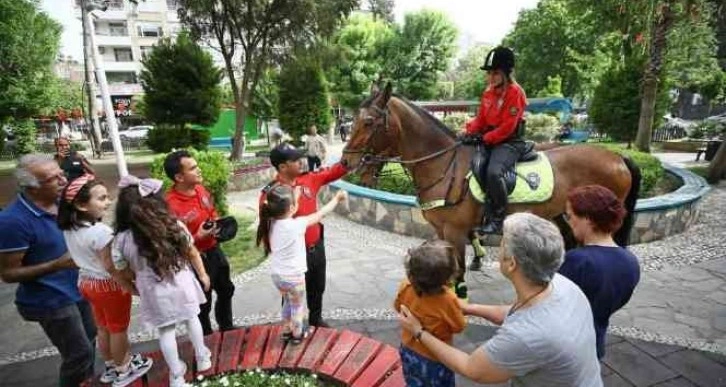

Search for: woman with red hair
xmin=559 ymin=185 xmax=641 ymax=359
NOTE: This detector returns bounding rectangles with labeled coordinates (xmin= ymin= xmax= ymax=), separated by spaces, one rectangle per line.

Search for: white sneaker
xmin=169 ymin=361 xmax=188 ymax=387
xmin=112 ymin=354 xmax=153 ymax=387
xmin=196 ymin=349 xmax=212 ymax=372
xmin=99 ymin=363 xmax=117 ymax=383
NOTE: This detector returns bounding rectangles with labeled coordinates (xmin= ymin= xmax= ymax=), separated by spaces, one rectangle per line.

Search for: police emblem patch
xmin=526 ymin=172 xmax=541 ymax=190
xmin=509 ymin=106 xmax=518 ymax=116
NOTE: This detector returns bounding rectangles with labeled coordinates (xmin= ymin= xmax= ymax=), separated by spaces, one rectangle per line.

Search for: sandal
xmin=281 ymin=331 xmax=293 ymax=342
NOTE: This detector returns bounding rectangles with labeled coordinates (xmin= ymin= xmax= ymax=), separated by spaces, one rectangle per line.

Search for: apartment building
xmin=73 ymin=0 xmax=182 ymax=119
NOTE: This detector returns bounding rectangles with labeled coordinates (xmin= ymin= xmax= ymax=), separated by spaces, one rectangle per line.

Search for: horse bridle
xmin=342 ymin=104 xmax=462 ymax=170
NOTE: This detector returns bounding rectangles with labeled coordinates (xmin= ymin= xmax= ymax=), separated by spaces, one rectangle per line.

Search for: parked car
xmin=119 ymin=125 xmax=152 ymax=140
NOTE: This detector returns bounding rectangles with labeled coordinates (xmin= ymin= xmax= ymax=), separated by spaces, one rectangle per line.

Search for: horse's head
xmin=341 ymin=82 xmax=401 ymax=187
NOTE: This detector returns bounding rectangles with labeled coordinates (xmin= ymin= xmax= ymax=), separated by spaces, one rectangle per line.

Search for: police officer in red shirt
xmin=463 ymin=46 xmax=527 ymax=235
xmin=259 ymin=143 xmax=348 ymax=327
xmin=164 ymin=150 xmax=235 ymax=335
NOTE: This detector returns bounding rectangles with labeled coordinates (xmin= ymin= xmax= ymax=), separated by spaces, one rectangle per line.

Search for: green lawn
xmin=220 ymin=216 xmax=267 ymax=275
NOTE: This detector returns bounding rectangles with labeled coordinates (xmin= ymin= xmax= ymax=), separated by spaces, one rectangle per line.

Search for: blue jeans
xmin=399 ymin=346 xmax=455 ymax=387
xmin=18 ymin=300 xmax=96 ymax=387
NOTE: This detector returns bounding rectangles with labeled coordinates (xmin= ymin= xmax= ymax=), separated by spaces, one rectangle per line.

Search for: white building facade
xmin=73 ymin=0 xmax=183 ymax=119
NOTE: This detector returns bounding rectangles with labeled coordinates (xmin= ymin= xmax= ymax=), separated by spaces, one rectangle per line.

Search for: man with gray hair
xmin=0 ymin=154 xmax=96 ymax=386
xmin=399 ymin=212 xmax=602 ymax=386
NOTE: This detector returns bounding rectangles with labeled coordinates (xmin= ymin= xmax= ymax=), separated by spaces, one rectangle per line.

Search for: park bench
xmin=696 ymin=146 xmax=708 ymax=161
xmin=82 ymin=325 xmax=404 ymax=387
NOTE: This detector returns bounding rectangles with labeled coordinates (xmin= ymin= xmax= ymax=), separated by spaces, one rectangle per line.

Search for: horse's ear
xmin=379 ymin=82 xmax=393 ymax=106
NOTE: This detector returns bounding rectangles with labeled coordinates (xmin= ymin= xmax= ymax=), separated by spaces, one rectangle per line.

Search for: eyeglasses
xmin=39 ymin=172 xmax=66 ymax=185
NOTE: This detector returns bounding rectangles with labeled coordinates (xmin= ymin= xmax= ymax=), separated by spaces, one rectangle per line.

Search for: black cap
xmin=270 ymin=142 xmax=306 ymax=169
xmin=481 ymin=46 xmax=515 ymax=74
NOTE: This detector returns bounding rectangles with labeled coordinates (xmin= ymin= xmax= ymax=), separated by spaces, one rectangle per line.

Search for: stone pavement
xmin=1 ymin=149 xmax=725 ymax=386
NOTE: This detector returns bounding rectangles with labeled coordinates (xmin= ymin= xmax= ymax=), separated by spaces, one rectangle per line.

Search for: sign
xmin=111 ymin=95 xmax=133 ymax=117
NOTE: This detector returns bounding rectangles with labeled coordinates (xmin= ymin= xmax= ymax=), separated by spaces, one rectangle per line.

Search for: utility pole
xmin=81 ymin=0 xmax=103 ymax=158
xmin=84 ymin=1 xmax=128 ymax=177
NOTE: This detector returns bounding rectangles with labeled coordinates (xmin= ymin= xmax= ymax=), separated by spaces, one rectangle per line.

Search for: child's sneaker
xmin=196 ymin=348 xmax=212 ymax=372
xmin=169 ymin=361 xmax=188 ymax=387
xmin=99 ymin=363 xmax=117 ymax=383
xmin=112 ymin=354 xmax=153 ymax=387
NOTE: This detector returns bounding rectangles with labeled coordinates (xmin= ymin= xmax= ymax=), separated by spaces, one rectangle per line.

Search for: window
xmin=106 ymin=0 xmax=124 ymax=10
xmin=137 ymin=25 xmax=163 ymax=37
xmin=106 ymin=72 xmax=137 ymax=84
xmin=109 ymin=22 xmax=128 ymax=36
xmin=167 ymin=0 xmax=180 ymax=10
xmin=98 ymin=47 xmax=106 ymax=55
xmin=114 ymin=48 xmax=133 ymax=62
xmin=140 ymin=46 xmax=154 ymax=58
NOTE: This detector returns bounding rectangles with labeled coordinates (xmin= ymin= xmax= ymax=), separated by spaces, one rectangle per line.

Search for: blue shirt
xmin=0 ymin=194 xmax=81 ymax=311
xmin=559 ymin=245 xmax=640 ymax=359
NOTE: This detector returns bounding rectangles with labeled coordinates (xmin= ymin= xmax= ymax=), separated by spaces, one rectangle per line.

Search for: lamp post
xmin=83 ymin=0 xmax=128 ymax=177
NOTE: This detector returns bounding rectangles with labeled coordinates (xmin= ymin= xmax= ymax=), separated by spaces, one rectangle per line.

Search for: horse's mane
xmin=360 ymin=92 xmax=458 ymax=139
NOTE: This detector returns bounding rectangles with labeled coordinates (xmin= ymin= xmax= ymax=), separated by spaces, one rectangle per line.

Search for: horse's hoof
xmin=469 ymin=258 xmax=482 ymax=271
xmin=455 ymin=282 xmax=468 ymax=301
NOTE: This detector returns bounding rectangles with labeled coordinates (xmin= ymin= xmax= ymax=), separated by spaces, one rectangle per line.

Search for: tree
xmin=707 ymin=140 xmax=726 ymax=183
xmin=178 ymin=0 xmax=357 ymax=160
xmin=139 ymin=33 xmax=222 ymax=129
xmin=446 ymin=43 xmax=491 ymax=100
xmin=590 ymin=57 xmax=670 ymax=145
xmin=326 ymin=14 xmax=394 ymax=109
xmin=367 ymin=0 xmax=395 ymax=23
xmin=278 ymin=56 xmax=332 ymax=140
xmin=0 ymin=0 xmax=61 ymax=122
xmin=535 ymin=76 xmax=565 ymax=98
xmin=504 ymin=0 xmax=607 ymax=100
xmin=384 ymin=10 xmax=458 ymax=100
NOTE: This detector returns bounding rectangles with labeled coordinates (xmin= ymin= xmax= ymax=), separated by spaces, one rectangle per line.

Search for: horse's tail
xmin=614 ymin=156 xmax=641 ymax=247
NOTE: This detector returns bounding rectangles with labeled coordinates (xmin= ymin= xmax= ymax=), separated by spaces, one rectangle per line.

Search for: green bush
xmin=524 ymin=113 xmax=560 ymax=142
xmin=146 ymin=125 xmax=210 ymax=153
xmin=13 ymin=119 xmax=36 ymax=155
xmin=441 ymin=113 xmax=468 ymax=133
xmin=278 ymin=57 xmax=332 ymax=141
xmin=594 ymin=143 xmax=664 ymax=195
xmin=192 ymin=369 xmax=327 ymax=386
xmin=150 ymin=148 xmax=231 ymax=215
xmin=690 ymin=120 xmax=725 ymax=140
xmin=345 ymin=163 xmax=415 ymax=195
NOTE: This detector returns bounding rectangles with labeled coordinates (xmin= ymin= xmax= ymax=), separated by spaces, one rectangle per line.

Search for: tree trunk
xmin=634 ymin=1 xmax=674 ymax=152
xmin=707 ymin=140 xmax=726 ymax=183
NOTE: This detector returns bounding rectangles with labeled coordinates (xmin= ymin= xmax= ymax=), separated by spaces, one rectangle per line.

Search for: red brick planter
xmin=86 ymin=325 xmax=405 ymax=387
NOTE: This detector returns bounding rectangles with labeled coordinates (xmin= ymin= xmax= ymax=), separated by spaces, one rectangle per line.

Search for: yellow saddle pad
xmin=468 ymin=153 xmax=554 ymax=204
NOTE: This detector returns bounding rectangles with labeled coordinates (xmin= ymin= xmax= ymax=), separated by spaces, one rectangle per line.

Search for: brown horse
xmin=340 ymin=83 xmax=641 ymax=297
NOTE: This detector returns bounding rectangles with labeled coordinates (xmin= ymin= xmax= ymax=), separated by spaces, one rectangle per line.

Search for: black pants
xmin=308 ymin=156 xmax=322 ymax=171
xmin=198 ymin=245 xmax=235 ymax=335
xmin=479 ymin=142 xmax=522 ymax=210
xmin=18 ymin=301 xmax=96 ymax=387
xmin=306 ymin=232 xmax=327 ymax=326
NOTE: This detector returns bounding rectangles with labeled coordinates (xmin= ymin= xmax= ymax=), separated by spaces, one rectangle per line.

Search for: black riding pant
xmin=305 ymin=230 xmax=327 ymax=326
xmin=480 ymin=142 xmax=522 ymax=209
xmin=198 ymin=245 xmax=235 ymax=335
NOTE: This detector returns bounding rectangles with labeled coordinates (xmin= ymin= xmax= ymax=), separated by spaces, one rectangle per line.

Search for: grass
xmin=220 ymin=216 xmax=267 ymax=275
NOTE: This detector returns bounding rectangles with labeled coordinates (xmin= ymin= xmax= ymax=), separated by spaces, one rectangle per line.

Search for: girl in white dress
xmin=112 ymin=175 xmax=211 ymax=387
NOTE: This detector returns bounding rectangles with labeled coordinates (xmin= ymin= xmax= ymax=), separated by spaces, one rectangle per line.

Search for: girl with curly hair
xmin=112 ymin=175 xmax=211 ymax=387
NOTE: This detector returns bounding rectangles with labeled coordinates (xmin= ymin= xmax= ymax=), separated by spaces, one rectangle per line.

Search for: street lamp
xmin=83 ymin=0 xmax=128 ymax=176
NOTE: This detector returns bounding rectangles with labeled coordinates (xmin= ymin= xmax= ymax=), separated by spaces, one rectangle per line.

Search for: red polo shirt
xmin=259 ymin=163 xmax=347 ymax=248
xmin=466 ymin=82 xmax=527 ymax=145
xmin=166 ymin=184 xmax=218 ymax=252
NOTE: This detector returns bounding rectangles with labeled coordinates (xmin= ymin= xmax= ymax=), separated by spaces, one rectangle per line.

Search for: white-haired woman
xmin=398 ymin=213 xmax=603 ymax=386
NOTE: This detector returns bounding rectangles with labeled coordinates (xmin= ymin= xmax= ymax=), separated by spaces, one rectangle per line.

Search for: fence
xmin=0 ymin=138 xmax=147 ymax=161
xmin=652 ymin=126 xmax=687 ymax=142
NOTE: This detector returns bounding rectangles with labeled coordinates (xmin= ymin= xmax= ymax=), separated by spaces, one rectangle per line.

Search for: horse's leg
xmin=443 ymin=224 xmax=470 ymax=300
xmin=469 ymin=234 xmax=487 ymax=271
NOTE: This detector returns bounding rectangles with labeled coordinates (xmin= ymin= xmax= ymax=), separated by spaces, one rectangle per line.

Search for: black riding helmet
xmin=480 ymin=46 xmax=515 ymax=75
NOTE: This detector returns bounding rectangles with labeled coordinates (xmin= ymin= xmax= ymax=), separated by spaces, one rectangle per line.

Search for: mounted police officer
xmin=461 ymin=46 xmax=528 ymax=235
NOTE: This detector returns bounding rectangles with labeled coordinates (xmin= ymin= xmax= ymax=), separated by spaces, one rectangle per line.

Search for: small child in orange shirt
xmin=394 ymin=240 xmax=466 ymax=387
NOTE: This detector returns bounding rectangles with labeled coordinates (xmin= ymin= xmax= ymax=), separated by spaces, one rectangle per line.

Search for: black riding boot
xmin=477 ymin=178 xmax=508 ymax=235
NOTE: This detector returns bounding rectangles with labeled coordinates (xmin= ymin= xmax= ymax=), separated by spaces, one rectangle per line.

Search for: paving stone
xmin=601 ymin=362 xmax=615 ymax=377
xmin=607 ymin=334 xmax=626 ymax=346
xmin=627 ymin=339 xmax=683 ymax=358
xmin=603 ymin=342 xmax=678 ymax=386
xmin=652 ymin=377 xmax=698 ymax=386
xmin=659 ymin=350 xmax=726 ymax=387
xmin=604 ymin=372 xmax=636 ymax=387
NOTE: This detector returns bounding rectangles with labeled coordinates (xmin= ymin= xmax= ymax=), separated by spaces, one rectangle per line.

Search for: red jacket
xmin=465 ymin=82 xmax=527 ymax=145
xmin=166 ymin=184 xmax=219 ymax=252
xmin=259 ymin=163 xmax=347 ymax=248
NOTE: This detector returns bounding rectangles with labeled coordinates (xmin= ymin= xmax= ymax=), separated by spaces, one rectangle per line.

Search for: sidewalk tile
xmin=659 ymin=350 xmax=726 ymax=387
xmin=603 ymin=342 xmax=677 ymax=386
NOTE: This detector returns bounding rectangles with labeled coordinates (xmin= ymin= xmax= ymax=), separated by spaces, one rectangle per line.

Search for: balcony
xmin=108 ymin=83 xmax=143 ymax=96
xmin=95 ymin=34 xmax=133 ymax=46
xmin=102 ymin=61 xmax=140 ymax=73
